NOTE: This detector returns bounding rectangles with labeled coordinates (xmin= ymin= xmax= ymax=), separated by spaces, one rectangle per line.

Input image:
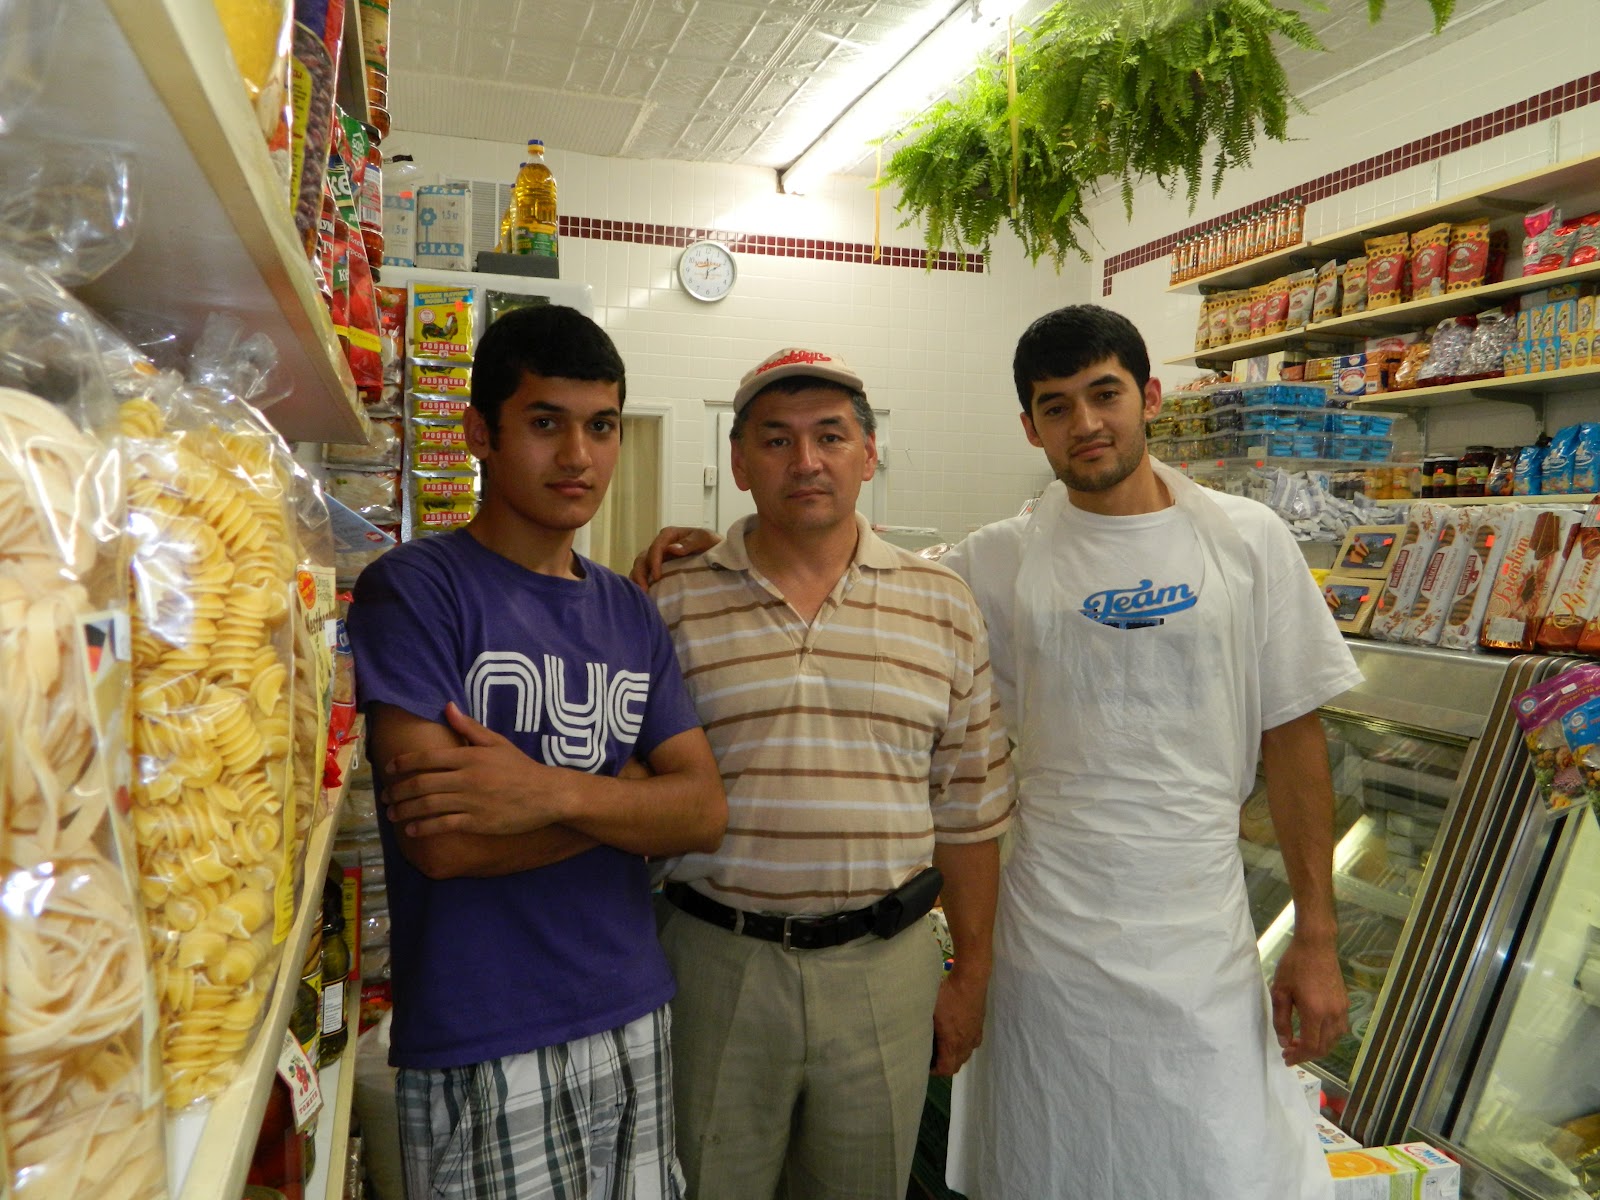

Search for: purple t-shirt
xmin=347 ymin=530 xmax=701 ymax=1069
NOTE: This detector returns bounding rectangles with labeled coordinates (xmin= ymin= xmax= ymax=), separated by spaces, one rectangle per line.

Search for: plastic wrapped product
xmin=1312 ymin=261 xmax=1341 ymax=323
xmin=1438 ymin=506 xmax=1520 ymax=651
xmin=1368 ymin=502 xmax=1447 ymax=641
xmin=1340 ymin=257 xmax=1368 ymax=316
xmin=1364 ymin=234 xmax=1409 ymax=309
xmin=1399 ymin=507 xmax=1478 ymax=645
xmin=0 ymin=0 xmax=64 ymax=135
xmin=0 ymin=138 xmax=138 ymax=286
xmin=1511 ymin=665 xmax=1600 ymax=812
xmin=409 ymin=285 xmax=474 ymax=361
xmin=325 ymin=416 xmax=401 ymax=469
xmin=1479 ymin=508 xmax=1582 ymax=652
xmin=1416 ymin=317 xmax=1475 ymax=384
xmin=1284 ymin=268 xmax=1316 ymax=331
xmin=1446 ymin=220 xmax=1491 ymax=290
xmin=1535 ymin=513 xmax=1600 ymax=652
xmin=1459 ymin=309 xmax=1516 ymax=379
xmin=1409 ymin=223 xmax=1451 ymax=299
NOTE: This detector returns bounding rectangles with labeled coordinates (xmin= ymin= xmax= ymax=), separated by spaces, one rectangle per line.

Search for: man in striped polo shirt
xmin=647 ymin=347 xmax=1014 ymax=1199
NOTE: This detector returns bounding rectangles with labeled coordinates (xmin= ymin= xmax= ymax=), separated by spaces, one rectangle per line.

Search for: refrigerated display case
xmin=1406 ymin=751 xmax=1600 ymax=1198
xmin=1237 ymin=642 xmax=1548 ymax=1126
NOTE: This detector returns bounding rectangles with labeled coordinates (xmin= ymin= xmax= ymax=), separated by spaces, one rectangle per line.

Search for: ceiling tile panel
xmin=391 ymin=73 xmax=644 ymax=158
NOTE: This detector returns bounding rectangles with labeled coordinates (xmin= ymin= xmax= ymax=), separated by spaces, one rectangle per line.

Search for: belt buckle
xmin=782 ymin=914 xmax=796 ymax=952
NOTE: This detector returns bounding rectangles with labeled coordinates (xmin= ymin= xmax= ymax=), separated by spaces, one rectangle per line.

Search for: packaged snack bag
xmin=1409 ymin=222 xmax=1451 ymax=298
xmin=1312 ymin=260 xmax=1342 ymax=322
xmin=1263 ymin=277 xmax=1291 ymax=335
xmin=1446 ymin=220 xmax=1491 ymax=290
xmin=1285 ymin=268 xmax=1316 ymax=330
xmin=1340 ymin=257 xmax=1368 ymax=315
xmin=1511 ymin=664 xmax=1600 ymax=812
xmin=1400 ymin=506 xmax=1477 ymax=645
xmin=1364 ymin=234 xmax=1409 ymax=308
xmin=1439 ymin=506 xmax=1519 ymax=650
xmin=410 ymin=285 xmax=475 ymax=362
xmin=1369 ymin=502 xmax=1447 ymax=641
xmin=1479 ymin=508 xmax=1582 ymax=651
xmin=1537 ymin=505 xmax=1600 ymax=652
xmin=1544 ymin=424 xmax=1582 ymax=495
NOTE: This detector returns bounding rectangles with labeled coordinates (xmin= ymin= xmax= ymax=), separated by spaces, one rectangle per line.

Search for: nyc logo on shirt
xmin=464 ymin=651 xmax=649 ymax=772
xmin=1080 ymin=579 xmax=1198 ymax=630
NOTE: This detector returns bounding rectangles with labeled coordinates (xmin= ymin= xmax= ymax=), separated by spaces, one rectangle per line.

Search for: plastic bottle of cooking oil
xmin=497 ymin=166 xmax=522 ymax=252
xmin=510 ymin=139 xmax=558 ymax=259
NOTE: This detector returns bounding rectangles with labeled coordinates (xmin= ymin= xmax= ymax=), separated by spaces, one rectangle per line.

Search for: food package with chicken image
xmin=1535 ymin=501 xmax=1600 ymax=652
xmin=1438 ymin=506 xmax=1521 ymax=650
xmin=1398 ymin=506 xmax=1481 ymax=645
xmin=1479 ymin=507 xmax=1583 ymax=652
xmin=1368 ymin=503 xmax=1449 ymax=641
xmin=408 ymin=284 xmax=475 ymax=362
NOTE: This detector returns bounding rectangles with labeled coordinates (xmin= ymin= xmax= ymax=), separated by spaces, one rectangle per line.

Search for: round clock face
xmin=678 ymin=240 xmax=736 ymax=302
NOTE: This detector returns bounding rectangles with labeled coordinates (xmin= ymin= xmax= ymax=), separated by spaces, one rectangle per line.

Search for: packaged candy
xmin=1409 ymin=222 xmax=1451 ymax=298
xmin=410 ymin=285 xmax=474 ymax=361
xmin=1459 ymin=309 xmax=1516 ymax=378
xmin=1400 ymin=506 xmax=1478 ymax=645
xmin=1445 ymin=220 xmax=1490 ymax=290
xmin=1341 ymin=257 xmax=1368 ymax=315
xmin=1543 ymin=425 xmax=1581 ymax=496
xmin=1417 ymin=317 xmax=1475 ymax=383
xmin=1369 ymin=502 xmax=1447 ymax=641
xmin=1364 ymin=234 xmax=1409 ymax=309
xmin=1479 ymin=508 xmax=1581 ymax=652
xmin=1511 ymin=664 xmax=1600 ymax=812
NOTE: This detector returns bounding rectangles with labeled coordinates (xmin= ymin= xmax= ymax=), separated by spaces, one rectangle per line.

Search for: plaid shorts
xmin=396 ymin=1006 xmax=685 ymax=1200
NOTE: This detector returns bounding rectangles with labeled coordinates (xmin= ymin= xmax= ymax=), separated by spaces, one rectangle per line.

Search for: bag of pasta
xmin=0 ymin=254 xmax=167 ymax=1200
xmin=121 ymin=315 xmax=305 ymax=1111
xmin=288 ymin=464 xmax=337 ymax=843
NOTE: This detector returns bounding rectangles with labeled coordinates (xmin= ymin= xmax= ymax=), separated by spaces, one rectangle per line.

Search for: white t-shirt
xmin=944 ymin=489 xmax=1361 ymax=739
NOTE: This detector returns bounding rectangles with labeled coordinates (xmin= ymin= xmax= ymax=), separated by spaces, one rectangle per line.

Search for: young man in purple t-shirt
xmin=346 ymin=304 xmax=725 ymax=1200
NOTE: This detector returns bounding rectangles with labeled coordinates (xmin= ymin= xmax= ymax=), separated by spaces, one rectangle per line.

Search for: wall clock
xmin=678 ymin=240 xmax=737 ymax=302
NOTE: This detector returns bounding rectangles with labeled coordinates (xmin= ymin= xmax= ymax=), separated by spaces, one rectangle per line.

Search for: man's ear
xmin=1020 ymin=409 xmax=1043 ymax=449
xmin=464 ymin=406 xmax=493 ymax=458
xmin=1142 ymin=377 xmax=1163 ymax=422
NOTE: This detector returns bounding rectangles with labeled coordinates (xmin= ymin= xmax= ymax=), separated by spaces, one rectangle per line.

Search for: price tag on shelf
xmin=278 ymin=1029 xmax=324 ymax=1132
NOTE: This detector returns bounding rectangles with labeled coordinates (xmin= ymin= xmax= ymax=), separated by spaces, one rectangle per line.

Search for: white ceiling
xmin=388 ymin=0 xmax=1514 ymax=175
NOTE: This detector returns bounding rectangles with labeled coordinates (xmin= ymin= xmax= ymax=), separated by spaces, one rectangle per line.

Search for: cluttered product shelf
xmin=1168 ymin=148 xmax=1600 ymax=296
xmin=1373 ymin=492 xmax=1596 ymax=506
xmin=169 ymin=739 xmax=360 ymax=1200
xmin=37 ymin=0 xmax=365 ymax=445
xmin=307 ymin=978 xmax=363 ymax=1200
xmin=1345 ymin=362 xmax=1600 ymax=407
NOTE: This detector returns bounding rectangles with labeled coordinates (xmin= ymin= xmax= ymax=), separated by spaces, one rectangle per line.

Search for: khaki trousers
xmin=657 ymin=898 xmax=944 ymax=1200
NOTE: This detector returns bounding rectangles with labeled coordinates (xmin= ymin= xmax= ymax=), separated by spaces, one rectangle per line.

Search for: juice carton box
xmin=1326 ymin=1142 xmax=1460 ymax=1199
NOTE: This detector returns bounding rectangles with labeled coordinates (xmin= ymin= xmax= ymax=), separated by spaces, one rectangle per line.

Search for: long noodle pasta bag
xmin=121 ymin=365 xmax=301 ymax=1111
xmin=0 ymin=259 xmax=167 ymax=1199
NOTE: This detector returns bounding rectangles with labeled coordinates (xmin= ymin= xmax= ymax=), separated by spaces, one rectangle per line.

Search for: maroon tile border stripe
xmin=1101 ymin=69 xmax=1600 ymax=295
xmin=556 ymin=215 xmax=985 ymax=273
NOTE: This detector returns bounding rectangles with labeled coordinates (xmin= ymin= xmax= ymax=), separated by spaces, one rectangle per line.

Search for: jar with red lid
xmin=1430 ymin=455 xmax=1459 ymax=498
xmin=1456 ymin=445 xmax=1495 ymax=497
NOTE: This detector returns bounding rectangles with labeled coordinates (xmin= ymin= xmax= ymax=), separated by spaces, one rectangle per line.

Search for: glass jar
xmin=1430 ymin=455 xmax=1460 ymax=499
xmin=1457 ymin=445 xmax=1495 ymax=497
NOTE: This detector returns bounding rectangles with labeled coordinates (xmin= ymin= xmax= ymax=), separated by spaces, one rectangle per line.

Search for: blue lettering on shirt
xmin=1080 ymin=579 xmax=1199 ymax=629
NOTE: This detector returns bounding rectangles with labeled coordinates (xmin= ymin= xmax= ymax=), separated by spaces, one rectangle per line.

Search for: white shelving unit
xmin=1372 ymin=492 xmax=1594 ymax=507
xmin=167 ymin=740 xmax=360 ymax=1200
xmin=29 ymin=0 xmax=366 ymax=444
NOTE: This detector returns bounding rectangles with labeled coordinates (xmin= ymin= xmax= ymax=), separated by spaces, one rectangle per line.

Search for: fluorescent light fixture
xmin=779 ymin=0 xmax=1039 ymax=195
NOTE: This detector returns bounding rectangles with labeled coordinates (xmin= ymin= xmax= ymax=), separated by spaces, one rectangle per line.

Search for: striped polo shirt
xmin=651 ymin=513 xmax=1013 ymax=915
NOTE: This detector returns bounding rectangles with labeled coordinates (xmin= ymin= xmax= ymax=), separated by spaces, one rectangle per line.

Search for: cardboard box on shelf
xmin=1326 ymin=1142 xmax=1460 ymax=1199
xmin=1314 ymin=1116 xmax=1363 ymax=1152
xmin=1293 ymin=1066 xmax=1322 ymax=1114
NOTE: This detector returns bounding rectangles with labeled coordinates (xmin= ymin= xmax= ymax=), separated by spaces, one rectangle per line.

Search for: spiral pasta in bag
xmin=0 ymin=256 xmax=167 ymax=1200
xmin=122 ymin=380 xmax=304 ymax=1111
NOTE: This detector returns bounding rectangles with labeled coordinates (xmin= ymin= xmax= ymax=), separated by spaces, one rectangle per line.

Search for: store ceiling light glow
xmin=779 ymin=0 xmax=1038 ymax=195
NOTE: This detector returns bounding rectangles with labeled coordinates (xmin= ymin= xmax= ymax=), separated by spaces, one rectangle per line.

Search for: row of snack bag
xmin=1324 ymin=501 xmax=1600 ymax=658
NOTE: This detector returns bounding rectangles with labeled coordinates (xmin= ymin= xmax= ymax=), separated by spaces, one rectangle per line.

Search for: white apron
xmin=949 ymin=467 xmax=1330 ymax=1199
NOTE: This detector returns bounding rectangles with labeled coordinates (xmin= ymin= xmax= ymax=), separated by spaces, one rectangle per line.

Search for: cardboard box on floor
xmin=1326 ymin=1142 xmax=1460 ymax=1199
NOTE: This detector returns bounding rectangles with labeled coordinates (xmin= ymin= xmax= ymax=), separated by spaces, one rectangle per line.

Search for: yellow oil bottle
xmin=510 ymin=139 xmax=558 ymax=259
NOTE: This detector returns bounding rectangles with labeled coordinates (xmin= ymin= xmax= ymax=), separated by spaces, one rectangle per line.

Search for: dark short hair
xmin=729 ymin=374 xmax=875 ymax=441
xmin=1012 ymin=305 xmax=1151 ymax=412
xmin=470 ymin=305 xmax=626 ymax=433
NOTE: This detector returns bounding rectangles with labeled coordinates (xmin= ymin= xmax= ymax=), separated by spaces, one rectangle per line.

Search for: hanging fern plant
xmin=883 ymin=0 xmax=1456 ymax=267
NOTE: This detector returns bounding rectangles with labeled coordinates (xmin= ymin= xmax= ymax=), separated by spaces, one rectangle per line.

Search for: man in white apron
xmin=942 ymin=305 xmax=1361 ymax=1198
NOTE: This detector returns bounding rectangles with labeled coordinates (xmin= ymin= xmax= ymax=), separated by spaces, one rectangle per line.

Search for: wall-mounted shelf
xmin=33 ymin=0 xmax=366 ymax=444
xmin=1372 ymin=493 xmax=1594 ymax=507
xmin=1346 ymin=364 xmax=1600 ymax=409
xmin=1168 ymin=148 xmax=1600 ymax=296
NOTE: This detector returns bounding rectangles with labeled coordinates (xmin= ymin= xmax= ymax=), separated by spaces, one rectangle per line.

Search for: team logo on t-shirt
xmin=464 ymin=651 xmax=649 ymax=772
xmin=1080 ymin=579 xmax=1198 ymax=630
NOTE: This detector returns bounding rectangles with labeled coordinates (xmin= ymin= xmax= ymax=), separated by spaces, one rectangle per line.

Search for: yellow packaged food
xmin=410 ymin=285 xmax=474 ymax=362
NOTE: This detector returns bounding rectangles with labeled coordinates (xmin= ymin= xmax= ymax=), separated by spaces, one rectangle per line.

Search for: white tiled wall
xmin=1092 ymin=0 xmax=1600 ymax=454
xmin=393 ymin=0 xmax=1596 ymax=532
xmin=389 ymin=132 xmax=1078 ymax=535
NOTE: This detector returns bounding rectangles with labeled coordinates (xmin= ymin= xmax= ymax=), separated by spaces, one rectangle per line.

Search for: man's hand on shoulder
xmin=384 ymin=702 xmax=573 ymax=837
xmin=1270 ymin=931 xmax=1349 ymax=1066
xmin=629 ymin=526 xmax=721 ymax=589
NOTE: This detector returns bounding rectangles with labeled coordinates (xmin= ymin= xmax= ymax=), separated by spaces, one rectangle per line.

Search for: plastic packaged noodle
xmin=120 ymin=319 xmax=307 ymax=1111
xmin=287 ymin=468 xmax=336 ymax=838
xmin=0 ymin=138 xmax=138 ymax=286
xmin=0 ymin=257 xmax=167 ymax=1199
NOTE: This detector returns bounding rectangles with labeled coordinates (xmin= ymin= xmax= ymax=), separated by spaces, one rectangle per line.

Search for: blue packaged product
xmin=1542 ymin=424 xmax=1581 ymax=495
xmin=1514 ymin=442 xmax=1545 ymax=496
xmin=1573 ymin=423 xmax=1600 ymax=494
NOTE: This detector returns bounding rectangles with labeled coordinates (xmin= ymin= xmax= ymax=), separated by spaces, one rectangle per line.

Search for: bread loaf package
xmin=1368 ymin=503 xmax=1448 ymax=641
xmin=1439 ymin=506 xmax=1521 ymax=650
xmin=1400 ymin=506 xmax=1480 ymax=645
xmin=1535 ymin=502 xmax=1600 ymax=652
xmin=1479 ymin=507 xmax=1583 ymax=652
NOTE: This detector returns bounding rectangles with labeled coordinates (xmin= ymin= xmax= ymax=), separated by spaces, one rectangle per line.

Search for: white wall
xmin=387 ymin=131 xmax=1081 ymax=535
xmin=1090 ymin=0 xmax=1600 ymax=455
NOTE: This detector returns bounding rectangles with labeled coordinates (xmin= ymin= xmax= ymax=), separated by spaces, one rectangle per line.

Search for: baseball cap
xmin=732 ymin=347 xmax=865 ymax=413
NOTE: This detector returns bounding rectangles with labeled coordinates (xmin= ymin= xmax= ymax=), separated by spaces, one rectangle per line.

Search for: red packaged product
xmin=1365 ymin=233 xmax=1409 ymax=308
xmin=344 ymin=228 xmax=384 ymax=388
xmin=1537 ymin=511 xmax=1600 ymax=652
xmin=1446 ymin=221 xmax=1491 ymax=290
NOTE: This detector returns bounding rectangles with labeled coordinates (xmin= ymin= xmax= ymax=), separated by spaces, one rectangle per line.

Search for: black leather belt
xmin=665 ymin=882 xmax=886 ymax=951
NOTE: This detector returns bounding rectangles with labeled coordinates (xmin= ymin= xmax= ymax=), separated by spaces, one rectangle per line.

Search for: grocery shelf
xmin=308 ymin=978 xmax=363 ymax=1200
xmin=1346 ymin=363 xmax=1600 ymax=408
xmin=169 ymin=740 xmax=360 ymax=1200
xmin=1307 ymin=259 xmax=1600 ymax=339
xmin=1166 ymin=329 xmax=1342 ymax=369
xmin=34 ymin=0 xmax=365 ymax=444
xmin=1372 ymin=493 xmax=1595 ymax=507
xmin=1163 ymin=455 xmax=1400 ymax=473
xmin=1168 ymin=149 xmax=1600 ymax=295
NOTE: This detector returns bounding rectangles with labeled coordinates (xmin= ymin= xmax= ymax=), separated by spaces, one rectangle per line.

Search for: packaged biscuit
xmin=1535 ymin=506 xmax=1600 ymax=652
xmin=1400 ymin=506 xmax=1479 ymax=645
xmin=1409 ymin=223 xmax=1451 ymax=298
xmin=1341 ymin=257 xmax=1368 ymax=315
xmin=1208 ymin=295 xmax=1234 ymax=348
xmin=1312 ymin=260 xmax=1342 ymax=322
xmin=411 ymin=392 xmax=471 ymax=421
xmin=1479 ymin=508 xmax=1582 ymax=652
xmin=1196 ymin=298 xmax=1216 ymax=351
xmin=1369 ymin=502 xmax=1448 ymax=641
xmin=410 ymin=362 xmax=472 ymax=395
xmin=1364 ymin=234 xmax=1409 ymax=309
xmin=1439 ymin=506 xmax=1520 ymax=650
xmin=410 ymin=284 xmax=475 ymax=361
